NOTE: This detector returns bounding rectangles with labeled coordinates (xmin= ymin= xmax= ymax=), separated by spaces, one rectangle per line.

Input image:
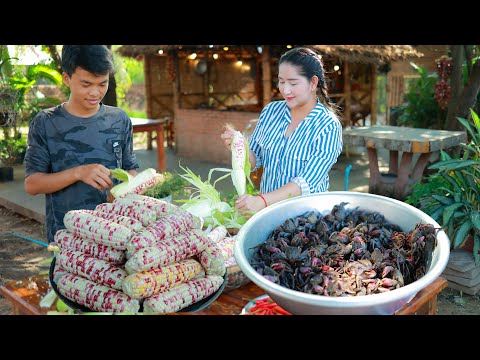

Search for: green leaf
xmin=431 ymin=194 xmax=453 ymax=205
xmin=429 ymin=206 xmax=445 ymax=222
xmin=471 ymin=211 xmax=480 ymax=231
xmin=443 ymin=203 xmax=465 ymax=226
xmin=453 ymin=220 xmax=472 ymax=248
xmin=110 ymin=168 xmax=132 ymax=182
xmin=473 ymin=234 xmax=480 ymax=266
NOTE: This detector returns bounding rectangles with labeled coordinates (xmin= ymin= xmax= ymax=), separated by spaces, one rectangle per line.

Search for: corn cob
xmin=53 ymin=261 xmax=68 ymax=284
xmin=54 ymin=229 xmax=126 ymax=264
xmin=127 ymin=210 xmax=201 ymax=254
xmin=78 ymin=209 xmax=144 ymax=232
xmin=143 ymin=274 xmax=224 ymax=313
xmin=216 ymin=235 xmax=235 ymax=260
xmin=95 ymin=202 xmax=157 ymax=227
xmin=229 ymin=127 xmax=247 ymax=196
xmin=56 ymin=249 xmax=127 ymax=290
xmin=196 ymin=241 xmax=226 ymax=276
xmin=63 ymin=210 xmax=134 ymax=250
xmin=122 ymin=258 xmax=203 ymax=299
xmin=114 ymin=194 xmax=180 ymax=217
xmin=125 ymin=228 xmax=210 ymax=274
xmin=55 ymin=272 xmax=140 ymax=313
xmin=224 ymin=256 xmax=237 ymax=267
xmin=207 ymin=225 xmax=228 ymax=243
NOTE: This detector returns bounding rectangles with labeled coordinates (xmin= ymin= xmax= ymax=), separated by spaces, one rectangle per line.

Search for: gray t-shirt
xmin=25 ymin=103 xmax=139 ymax=242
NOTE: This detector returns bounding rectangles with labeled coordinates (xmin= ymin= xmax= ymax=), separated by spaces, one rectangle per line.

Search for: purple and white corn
xmin=56 ymin=249 xmax=127 ymax=290
xmin=125 ymin=228 xmax=210 ymax=274
xmin=142 ymin=275 xmax=224 ymax=313
xmin=54 ymin=229 xmax=126 ymax=264
xmin=55 ymin=272 xmax=140 ymax=313
xmin=63 ymin=210 xmax=134 ymax=250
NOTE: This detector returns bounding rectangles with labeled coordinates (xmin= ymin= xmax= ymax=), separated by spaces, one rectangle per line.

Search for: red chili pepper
xmin=246 ymin=297 xmax=291 ymax=315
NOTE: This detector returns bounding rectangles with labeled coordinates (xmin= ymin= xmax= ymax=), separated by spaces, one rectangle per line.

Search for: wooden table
xmin=0 ymin=274 xmax=448 ymax=315
xmin=131 ymin=117 xmax=168 ymax=173
xmin=343 ymin=125 xmax=466 ymax=200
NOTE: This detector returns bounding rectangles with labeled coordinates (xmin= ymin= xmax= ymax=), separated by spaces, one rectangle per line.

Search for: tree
xmin=102 ymin=45 xmax=117 ymax=107
xmin=445 ymin=45 xmax=480 ymax=130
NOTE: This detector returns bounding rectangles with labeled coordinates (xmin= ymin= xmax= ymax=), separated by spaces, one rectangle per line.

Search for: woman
xmin=221 ymin=46 xmax=343 ymax=215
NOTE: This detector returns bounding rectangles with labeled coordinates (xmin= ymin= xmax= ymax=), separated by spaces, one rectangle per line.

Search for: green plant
xmin=394 ymin=63 xmax=445 ymax=129
xmin=143 ymin=172 xmax=187 ymax=199
xmin=406 ymin=108 xmax=480 ymax=264
xmin=0 ymin=134 xmax=27 ymax=166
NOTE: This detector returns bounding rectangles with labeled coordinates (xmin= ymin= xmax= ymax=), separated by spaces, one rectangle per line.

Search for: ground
xmin=0 ymin=205 xmax=478 ymax=315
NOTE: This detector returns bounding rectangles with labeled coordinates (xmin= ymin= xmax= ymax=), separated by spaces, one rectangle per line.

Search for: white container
xmin=234 ymin=191 xmax=450 ymax=315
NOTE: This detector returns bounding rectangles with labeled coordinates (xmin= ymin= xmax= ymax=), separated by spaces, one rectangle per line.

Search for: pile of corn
xmin=51 ymin=194 xmax=230 ymax=314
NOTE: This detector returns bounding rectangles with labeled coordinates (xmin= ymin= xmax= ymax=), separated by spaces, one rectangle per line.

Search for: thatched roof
xmin=116 ymin=45 xmax=423 ymax=64
xmin=309 ymin=45 xmax=423 ymax=65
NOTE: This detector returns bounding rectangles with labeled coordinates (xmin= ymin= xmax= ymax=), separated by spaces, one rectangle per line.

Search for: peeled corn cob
xmin=122 ymin=258 xmax=203 ymax=299
xmin=78 ymin=209 xmax=144 ymax=232
xmin=54 ymin=229 xmax=126 ymax=264
xmin=95 ymin=202 xmax=157 ymax=227
xmin=125 ymin=228 xmax=210 ymax=274
xmin=127 ymin=210 xmax=201 ymax=254
xmin=229 ymin=127 xmax=247 ymax=196
xmin=143 ymin=274 xmax=224 ymax=313
xmin=216 ymin=235 xmax=235 ymax=260
xmin=56 ymin=249 xmax=127 ymax=290
xmin=63 ymin=210 xmax=134 ymax=250
xmin=114 ymin=194 xmax=179 ymax=217
xmin=56 ymin=272 xmax=140 ymax=313
xmin=197 ymin=241 xmax=226 ymax=276
xmin=207 ymin=225 xmax=228 ymax=243
xmin=53 ymin=261 xmax=68 ymax=284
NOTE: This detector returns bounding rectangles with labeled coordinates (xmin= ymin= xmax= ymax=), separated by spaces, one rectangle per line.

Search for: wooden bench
xmin=0 ymin=274 xmax=448 ymax=315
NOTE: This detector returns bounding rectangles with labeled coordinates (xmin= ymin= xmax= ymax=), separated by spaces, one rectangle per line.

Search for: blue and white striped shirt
xmin=249 ymin=100 xmax=343 ymax=195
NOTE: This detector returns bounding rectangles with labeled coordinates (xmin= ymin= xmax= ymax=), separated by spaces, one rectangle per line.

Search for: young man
xmin=24 ymin=45 xmax=139 ymax=242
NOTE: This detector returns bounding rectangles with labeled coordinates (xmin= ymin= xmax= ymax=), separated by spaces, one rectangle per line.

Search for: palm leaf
xmin=473 ymin=234 xmax=480 ymax=266
xmin=443 ymin=202 xmax=465 ymax=227
xmin=431 ymin=194 xmax=453 ymax=205
xmin=453 ymin=220 xmax=472 ymax=248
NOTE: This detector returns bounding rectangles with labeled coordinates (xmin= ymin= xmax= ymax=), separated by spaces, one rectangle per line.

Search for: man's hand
xmin=74 ymin=164 xmax=113 ymax=191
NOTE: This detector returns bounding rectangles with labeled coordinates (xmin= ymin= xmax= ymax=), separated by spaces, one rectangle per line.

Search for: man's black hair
xmin=61 ymin=45 xmax=115 ymax=77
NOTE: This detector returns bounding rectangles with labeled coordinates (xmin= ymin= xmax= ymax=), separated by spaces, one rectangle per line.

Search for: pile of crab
xmin=250 ymin=202 xmax=438 ymax=297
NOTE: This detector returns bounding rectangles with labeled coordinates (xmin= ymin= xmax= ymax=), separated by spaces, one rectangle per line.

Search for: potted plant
xmin=406 ymin=109 xmax=480 ymax=265
xmin=0 ymin=85 xmax=19 ymax=127
xmin=142 ymin=171 xmax=187 ymax=202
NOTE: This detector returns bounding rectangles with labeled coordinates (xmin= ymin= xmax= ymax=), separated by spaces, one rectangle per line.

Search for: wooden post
xmin=171 ymin=54 xmax=180 ymax=151
xmin=262 ymin=45 xmax=271 ymax=107
xmin=343 ymin=61 xmax=351 ymax=127
xmin=255 ymin=54 xmax=263 ymax=107
xmin=370 ymin=64 xmax=378 ymax=125
xmin=144 ymin=55 xmax=153 ymax=150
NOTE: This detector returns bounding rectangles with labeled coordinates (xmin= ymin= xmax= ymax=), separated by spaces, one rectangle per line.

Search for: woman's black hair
xmin=279 ymin=46 xmax=341 ymax=118
xmin=61 ymin=45 xmax=115 ymax=77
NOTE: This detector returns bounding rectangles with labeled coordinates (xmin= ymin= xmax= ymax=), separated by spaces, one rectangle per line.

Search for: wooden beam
xmin=370 ymin=64 xmax=378 ymax=125
xmin=343 ymin=61 xmax=351 ymax=127
xmin=262 ymin=46 xmax=271 ymax=107
xmin=144 ymin=55 xmax=153 ymax=118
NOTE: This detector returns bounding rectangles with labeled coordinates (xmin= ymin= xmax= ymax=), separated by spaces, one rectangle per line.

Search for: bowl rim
xmin=234 ymin=191 xmax=450 ymax=309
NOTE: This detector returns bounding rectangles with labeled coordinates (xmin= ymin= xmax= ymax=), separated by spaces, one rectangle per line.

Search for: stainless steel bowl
xmin=234 ymin=191 xmax=450 ymax=315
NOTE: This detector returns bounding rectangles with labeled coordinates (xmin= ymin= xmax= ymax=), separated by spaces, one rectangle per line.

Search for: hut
xmin=116 ymin=45 xmax=422 ymax=165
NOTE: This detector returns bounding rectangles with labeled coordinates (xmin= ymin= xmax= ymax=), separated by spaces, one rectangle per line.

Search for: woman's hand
xmin=235 ymin=194 xmax=266 ymax=217
xmin=75 ymin=164 xmax=113 ymax=191
xmin=220 ymin=127 xmax=236 ymax=150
